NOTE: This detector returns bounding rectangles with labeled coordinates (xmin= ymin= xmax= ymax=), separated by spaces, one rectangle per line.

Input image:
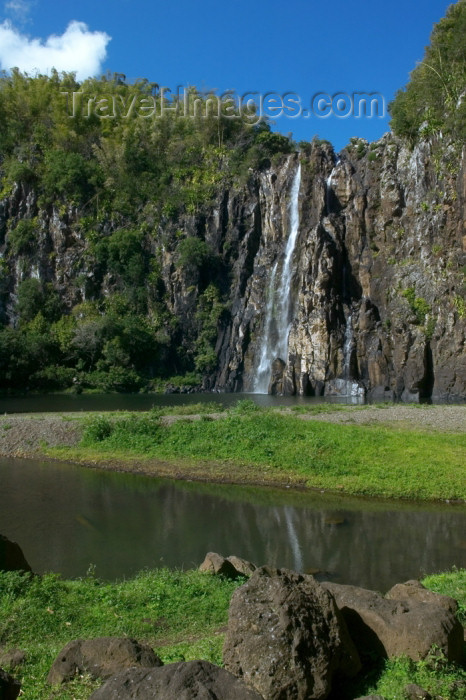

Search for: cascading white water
xmin=283 ymin=506 xmax=303 ymax=572
xmin=343 ymin=313 xmax=353 ymax=395
xmin=325 ymin=157 xmax=340 ymax=213
xmin=254 ymin=162 xmax=301 ymax=393
xmin=340 ymin=312 xmax=365 ymax=398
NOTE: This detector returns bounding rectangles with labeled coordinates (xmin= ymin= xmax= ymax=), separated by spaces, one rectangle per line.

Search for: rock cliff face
xmin=213 ymin=136 xmax=466 ymax=400
xmin=1 ymin=134 xmax=465 ymax=400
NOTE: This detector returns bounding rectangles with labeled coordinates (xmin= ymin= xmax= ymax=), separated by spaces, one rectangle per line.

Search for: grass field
xmin=46 ymin=402 xmax=466 ymax=501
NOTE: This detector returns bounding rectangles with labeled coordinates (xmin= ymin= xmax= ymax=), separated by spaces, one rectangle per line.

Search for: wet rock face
xmin=223 ymin=566 xmax=361 ymax=700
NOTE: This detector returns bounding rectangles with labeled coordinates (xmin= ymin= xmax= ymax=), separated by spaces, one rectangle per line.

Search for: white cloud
xmin=4 ymin=0 xmax=34 ymax=24
xmin=0 ymin=20 xmax=111 ymax=80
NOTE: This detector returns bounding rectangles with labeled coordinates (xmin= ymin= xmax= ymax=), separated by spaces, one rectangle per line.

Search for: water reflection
xmin=0 ymin=458 xmax=464 ymax=591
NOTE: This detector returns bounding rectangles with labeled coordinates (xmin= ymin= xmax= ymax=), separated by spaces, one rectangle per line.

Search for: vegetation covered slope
xmin=0 ymin=73 xmax=292 ymax=392
xmin=389 ymin=0 xmax=466 ymax=142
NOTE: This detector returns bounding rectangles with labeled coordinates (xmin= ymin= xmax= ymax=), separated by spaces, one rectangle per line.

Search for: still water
xmin=0 ymin=392 xmax=362 ymax=414
xmin=1 ymin=457 xmax=464 ymax=592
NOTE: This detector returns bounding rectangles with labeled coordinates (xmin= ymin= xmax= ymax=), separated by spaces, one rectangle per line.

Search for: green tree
xmin=390 ymin=0 xmax=466 ymax=142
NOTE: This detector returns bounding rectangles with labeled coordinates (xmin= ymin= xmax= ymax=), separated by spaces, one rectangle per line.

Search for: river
xmin=0 ymin=392 xmax=364 ymax=414
xmin=1 ymin=456 xmax=464 ymax=591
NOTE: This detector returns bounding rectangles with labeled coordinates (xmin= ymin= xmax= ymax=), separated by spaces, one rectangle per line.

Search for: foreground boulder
xmin=89 ymin=660 xmax=263 ymax=699
xmin=199 ymin=552 xmax=256 ymax=579
xmin=0 ymin=534 xmax=32 ymax=573
xmin=322 ymin=581 xmax=464 ymax=663
xmin=47 ymin=637 xmax=162 ymax=684
xmin=385 ymin=579 xmax=459 ymax=614
xmin=0 ymin=667 xmax=21 ymax=700
xmin=223 ymin=567 xmax=361 ymax=700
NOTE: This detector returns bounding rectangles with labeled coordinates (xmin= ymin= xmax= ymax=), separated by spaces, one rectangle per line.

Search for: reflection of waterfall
xmin=254 ymin=163 xmax=301 ymax=393
xmin=283 ymin=506 xmax=303 ymax=572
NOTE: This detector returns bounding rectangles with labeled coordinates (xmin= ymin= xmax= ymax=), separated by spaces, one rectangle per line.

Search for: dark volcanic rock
xmin=322 ymin=581 xmax=464 ymax=664
xmin=0 ymin=667 xmax=21 ymax=700
xmin=47 ymin=637 xmax=162 ymax=684
xmin=223 ymin=566 xmax=361 ymax=700
xmin=0 ymin=534 xmax=32 ymax=573
xmin=89 ymin=660 xmax=263 ymax=700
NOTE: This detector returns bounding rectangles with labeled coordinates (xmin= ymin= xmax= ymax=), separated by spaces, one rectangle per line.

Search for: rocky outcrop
xmin=321 ymin=580 xmax=464 ymax=664
xmin=223 ymin=566 xmax=361 ymax=700
xmin=0 ymin=534 xmax=32 ymax=573
xmin=1 ymin=136 xmax=465 ymax=400
xmin=225 ymin=554 xmax=256 ymax=577
xmin=47 ymin=637 xmax=162 ymax=684
xmin=199 ymin=552 xmax=256 ymax=578
xmin=0 ymin=667 xmax=21 ymax=700
xmin=215 ymin=139 xmax=466 ymax=400
xmin=89 ymin=660 xmax=263 ymax=700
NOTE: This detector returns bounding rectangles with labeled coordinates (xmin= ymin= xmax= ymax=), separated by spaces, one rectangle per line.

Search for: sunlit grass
xmin=52 ymin=409 xmax=466 ymax=501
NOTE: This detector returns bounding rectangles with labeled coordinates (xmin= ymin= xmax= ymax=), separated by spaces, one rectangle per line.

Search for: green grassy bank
xmin=0 ymin=567 xmax=464 ymax=700
xmin=47 ymin=403 xmax=466 ymax=501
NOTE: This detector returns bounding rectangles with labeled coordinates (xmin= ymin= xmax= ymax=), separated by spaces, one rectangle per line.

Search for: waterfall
xmin=254 ymin=162 xmax=301 ymax=394
xmin=343 ymin=313 xmax=353 ymax=395
xmin=283 ymin=506 xmax=303 ymax=572
xmin=325 ymin=157 xmax=340 ymax=214
xmin=341 ymin=312 xmax=365 ymax=398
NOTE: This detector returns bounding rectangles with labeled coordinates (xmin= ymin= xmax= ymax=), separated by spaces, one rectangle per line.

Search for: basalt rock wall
xmin=214 ymin=136 xmax=466 ymax=400
xmin=1 ymin=135 xmax=465 ymax=400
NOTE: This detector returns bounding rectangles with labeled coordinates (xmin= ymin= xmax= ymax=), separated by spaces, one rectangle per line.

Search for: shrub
xmin=82 ymin=415 xmax=113 ymax=442
xmin=401 ymin=287 xmax=431 ymax=324
xmin=8 ymin=218 xmax=37 ymax=255
xmin=176 ymin=237 xmax=211 ymax=271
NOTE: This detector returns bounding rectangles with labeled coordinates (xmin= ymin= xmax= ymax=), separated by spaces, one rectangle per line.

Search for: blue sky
xmin=0 ymin=0 xmax=455 ymax=150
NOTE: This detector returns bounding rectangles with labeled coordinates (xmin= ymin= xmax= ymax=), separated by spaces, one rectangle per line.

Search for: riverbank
xmin=0 ymin=566 xmax=464 ymax=700
xmin=0 ymin=403 xmax=464 ymax=501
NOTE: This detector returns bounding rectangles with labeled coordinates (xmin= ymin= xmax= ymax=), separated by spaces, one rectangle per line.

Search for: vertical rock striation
xmin=214 ymin=137 xmax=465 ymax=400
